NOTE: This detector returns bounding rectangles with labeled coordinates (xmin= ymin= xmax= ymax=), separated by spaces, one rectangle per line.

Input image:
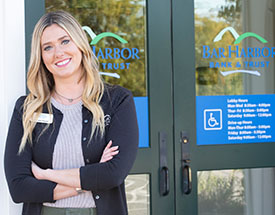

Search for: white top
xmin=43 ymin=97 xmax=95 ymax=208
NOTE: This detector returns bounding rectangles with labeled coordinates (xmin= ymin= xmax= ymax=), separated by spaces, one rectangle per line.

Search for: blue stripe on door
xmin=134 ymin=97 xmax=149 ymax=148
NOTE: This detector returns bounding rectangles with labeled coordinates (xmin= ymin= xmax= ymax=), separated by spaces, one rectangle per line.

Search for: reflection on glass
xmin=46 ymin=0 xmax=147 ymax=97
xmin=198 ymin=168 xmax=275 ymax=215
xmin=195 ymin=0 xmax=275 ymax=96
xmin=195 ymin=0 xmax=243 ymax=96
xmin=125 ymin=174 xmax=150 ymax=215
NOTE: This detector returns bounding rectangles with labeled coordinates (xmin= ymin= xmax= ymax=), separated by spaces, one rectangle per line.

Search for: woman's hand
xmin=31 ymin=162 xmax=46 ymax=180
xmin=100 ymin=140 xmax=119 ymax=163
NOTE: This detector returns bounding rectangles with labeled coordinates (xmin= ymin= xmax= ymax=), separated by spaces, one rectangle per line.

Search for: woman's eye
xmin=62 ymin=39 xmax=70 ymax=45
xmin=44 ymin=46 xmax=52 ymax=51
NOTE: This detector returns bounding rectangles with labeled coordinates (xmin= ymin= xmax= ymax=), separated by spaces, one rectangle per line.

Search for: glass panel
xmin=125 ymin=174 xmax=150 ymax=215
xmin=45 ymin=0 xmax=149 ymax=148
xmin=45 ymin=0 xmax=147 ymax=97
xmin=198 ymin=168 xmax=275 ymax=215
xmin=195 ymin=0 xmax=275 ymax=145
xmin=194 ymin=0 xmax=275 ymax=96
xmin=195 ymin=0 xmax=243 ymax=96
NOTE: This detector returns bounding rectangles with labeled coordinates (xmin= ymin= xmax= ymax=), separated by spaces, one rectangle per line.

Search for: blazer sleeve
xmin=80 ymin=89 xmax=139 ymax=191
xmin=4 ymin=96 xmax=57 ymax=203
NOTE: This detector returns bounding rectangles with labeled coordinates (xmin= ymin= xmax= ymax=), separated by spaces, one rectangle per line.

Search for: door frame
xmin=172 ymin=0 xmax=275 ymax=214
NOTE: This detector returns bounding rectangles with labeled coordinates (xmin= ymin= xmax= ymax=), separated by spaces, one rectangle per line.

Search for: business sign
xmin=196 ymin=95 xmax=274 ymax=145
xmin=83 ymin=26 xmax=140 ymax=79
xmin=202 ymin=26 xmax=271 ymax=77
xmin=196 ymin=26 xmax=274 ymax=145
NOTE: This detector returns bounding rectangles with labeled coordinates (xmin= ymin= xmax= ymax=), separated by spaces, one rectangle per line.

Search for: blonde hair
xmin=20 ymin=11 xmax=105 ymax=153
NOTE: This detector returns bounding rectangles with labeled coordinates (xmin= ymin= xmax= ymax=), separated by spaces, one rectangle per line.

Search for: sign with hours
xmin=196 ymin=95 xmax=274 ymax=145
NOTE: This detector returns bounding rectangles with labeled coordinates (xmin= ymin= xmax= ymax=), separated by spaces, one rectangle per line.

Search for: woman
xmin=4 ymin=10 xmax=139 ymax=215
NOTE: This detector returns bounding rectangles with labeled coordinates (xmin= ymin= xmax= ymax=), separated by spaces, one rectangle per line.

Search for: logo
xmin=213 ymin=27 xmax=268 ymax=45
xmin=83 ymin=26 xmax=140 ymax=79
xmin=82 ymin=26 xmax=128 ymax=45
xmin=204 ymin=109 xmax=222 ymax=130
xmin=202 ymin=27 xmax=272 ymax=77
xmin=104 ymin=114 xmax=111 ymax=126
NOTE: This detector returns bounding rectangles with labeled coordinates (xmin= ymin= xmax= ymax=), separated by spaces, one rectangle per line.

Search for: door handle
xmin=159 ymin=132 xmax=170 ymax=196
xmin=160 ymin=166 xmax=170 ymax=196
xmin=182 ymin=161 xmax=192 ymax=194
xmin=181 ymin=131 xmax=192 ymax=194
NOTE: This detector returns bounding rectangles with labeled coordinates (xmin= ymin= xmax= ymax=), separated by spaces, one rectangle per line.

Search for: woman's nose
xmin=54 ymin=45 xmax=64 ymax=58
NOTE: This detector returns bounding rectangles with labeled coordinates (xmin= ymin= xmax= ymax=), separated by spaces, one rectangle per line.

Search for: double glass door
xmin=174 ymin=0 xmax=275 ymax=214
xmin=25 ymin=0 xmax=275 ymax=214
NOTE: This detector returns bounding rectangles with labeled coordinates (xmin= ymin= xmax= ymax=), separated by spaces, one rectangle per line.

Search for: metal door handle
xmin=182 ymin=163 xmax=192 ymax=194
xmin=160 ymin=166 xmax=170 ymax=196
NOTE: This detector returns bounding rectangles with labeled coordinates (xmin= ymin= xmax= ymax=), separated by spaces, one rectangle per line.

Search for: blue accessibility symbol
xmin=204 ymin=109 xmax=222 ymax=130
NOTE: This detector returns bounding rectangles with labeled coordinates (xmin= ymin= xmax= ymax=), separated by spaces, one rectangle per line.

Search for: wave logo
xmin=83 ymin=26 xmax=140 ymax=79
xmin=82 ymin=26 xmax=128 ymax=45
xmin=213 ymin=27 xmax=268 ymax=45
xmin=203 ymin=26 xmax=272 ymax=77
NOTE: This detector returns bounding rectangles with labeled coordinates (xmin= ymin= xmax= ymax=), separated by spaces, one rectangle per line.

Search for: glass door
xmin=25 ymin=0 xmax=175 ymax=214
xmin=173 ymin=0 xmax=275 ymax=214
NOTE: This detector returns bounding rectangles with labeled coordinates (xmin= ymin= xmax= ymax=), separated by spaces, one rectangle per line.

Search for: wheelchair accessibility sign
xmin=197 ymin=95 xmax=275 ymax=145
xmin=204 ymin=109 xmax=222 ymax=130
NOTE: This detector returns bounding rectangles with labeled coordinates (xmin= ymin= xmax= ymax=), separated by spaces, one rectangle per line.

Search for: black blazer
xmin=4 ymin=85 xmax=139 ymax=215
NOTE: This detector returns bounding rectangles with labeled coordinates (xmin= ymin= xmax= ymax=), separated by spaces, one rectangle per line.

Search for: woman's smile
xmin=55 ymin=58 xmax=71 ymax=67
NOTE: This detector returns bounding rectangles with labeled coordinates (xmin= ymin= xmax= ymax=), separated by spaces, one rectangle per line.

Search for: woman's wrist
xmin=75 ymin=187 xmax=84 ymax=194
xmin=53 ymin=184 xmax=79 ymax=200
xmin=44 ymin=168 xmax=53 ymax=181
xmin=40 ymin=168 xmax=81 ymax=188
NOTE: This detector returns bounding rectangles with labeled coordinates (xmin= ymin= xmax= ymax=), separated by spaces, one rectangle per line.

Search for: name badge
xmin=33 ymin=113 xmax=53 ymax=124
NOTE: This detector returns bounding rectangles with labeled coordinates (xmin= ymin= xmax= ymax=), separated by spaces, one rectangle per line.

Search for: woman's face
xmin=41 ymin=24 xmax=82 ymax=81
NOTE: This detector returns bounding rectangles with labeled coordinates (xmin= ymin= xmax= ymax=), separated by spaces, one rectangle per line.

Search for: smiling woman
xmin=4 ymin=10 xmax=139 ymax=215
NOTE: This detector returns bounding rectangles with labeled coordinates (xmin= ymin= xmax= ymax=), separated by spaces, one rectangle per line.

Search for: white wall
xmin=0 ymin=0 xmax=26 ymax=214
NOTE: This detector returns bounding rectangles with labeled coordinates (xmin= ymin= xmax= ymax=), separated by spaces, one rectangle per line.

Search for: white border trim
xmin=0 ymin=0 xmax=26 ymax=214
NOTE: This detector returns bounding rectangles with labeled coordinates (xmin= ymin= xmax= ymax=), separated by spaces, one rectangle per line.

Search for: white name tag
xmin=33 ymin=113 xmax=53 ymax=124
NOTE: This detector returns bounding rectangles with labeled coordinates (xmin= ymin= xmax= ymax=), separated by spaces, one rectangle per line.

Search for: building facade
xmin=1 ymin=0 xmax=275 ymax=214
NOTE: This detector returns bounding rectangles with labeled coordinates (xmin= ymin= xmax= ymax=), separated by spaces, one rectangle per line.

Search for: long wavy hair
xmin=19 ymin=11 xmax=105 ymax=153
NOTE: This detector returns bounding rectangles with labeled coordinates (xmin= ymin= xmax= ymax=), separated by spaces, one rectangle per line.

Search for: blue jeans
xmin=41 ymin=206 xmax=97 ymax=215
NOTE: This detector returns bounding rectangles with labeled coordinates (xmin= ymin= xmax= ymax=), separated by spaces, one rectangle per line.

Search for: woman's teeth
xmin=56 ymin=59 xmax=70 ymax=66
